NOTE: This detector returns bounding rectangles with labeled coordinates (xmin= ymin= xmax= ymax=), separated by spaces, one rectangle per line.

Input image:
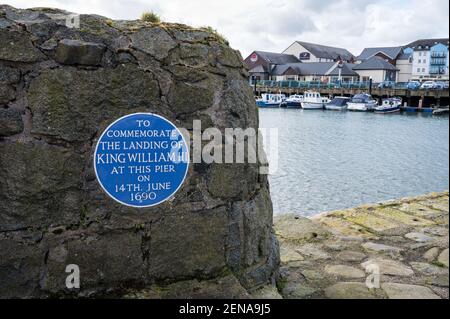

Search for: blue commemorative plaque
xmin=94 ymin=113 xmax=189 ymax=207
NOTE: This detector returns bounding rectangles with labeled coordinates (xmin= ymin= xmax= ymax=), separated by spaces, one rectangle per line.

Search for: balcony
xmin=430 ymin=58 xmax=447 ymax=66
xmin=431 ymin=52 xmax=447 ymax=58
xmin=429 ymin=67 xmax=447 ymax=75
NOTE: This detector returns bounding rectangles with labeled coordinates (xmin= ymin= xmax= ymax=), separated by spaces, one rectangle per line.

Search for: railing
xmin=251 ymin=80 xmax=449 ymax=91
xmin=254 ymin=80 xmax=373 ymax=89
xmin=430 ymin=52 xmax=447 ymax=58
xmin=430 ymin=58 xmax=447 ymax=65
xmin=429 ymin=67 xmax=447 ymax=75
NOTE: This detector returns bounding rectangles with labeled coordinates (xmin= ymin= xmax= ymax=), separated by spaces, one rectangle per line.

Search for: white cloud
xmin=4 ymin=0 xmax=449 ymax=57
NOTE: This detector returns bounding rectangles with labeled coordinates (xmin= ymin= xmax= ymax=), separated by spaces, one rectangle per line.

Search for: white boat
xmin=374 ymin=97 xmax=402 ymax=114
xmin=347 ymin=94 xmax=378 ymax=112
xmin=283 ymin=94 xmax=303 ymax=108
xmin=325 ymin=96 xmax=351 ymax=111
xmin=256 ymin=94 xmax=286 ymax=108
xmin=301 ymin=91 xmax=329 ymax=109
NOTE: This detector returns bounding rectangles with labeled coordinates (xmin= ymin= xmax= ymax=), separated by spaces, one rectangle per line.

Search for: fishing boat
xmin=283 ymin=94 xmax=303 ymax=109
xmin=301 ymin=91 xmax=329 ymax=110
xmin=347 ymin=93 xmax=378 ymax=112
xmin=433 ymin=106 xmax=449 ymax=115
xmin=325 ymin=96 xmax=351 ymax=111
xmin=256 ymin=94 xmax=286 ymax=108
xmin=374 ymin=97 xmax=402 ymax=114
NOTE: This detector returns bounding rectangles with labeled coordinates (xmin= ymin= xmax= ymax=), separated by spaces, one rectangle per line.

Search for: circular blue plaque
xmin=94 ymin=113 xmax=189 ymax=207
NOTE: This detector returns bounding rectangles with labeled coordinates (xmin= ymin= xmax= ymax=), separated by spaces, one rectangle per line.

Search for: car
xmin=435 ymin=82 xmax=448 ymax=90
xmin=406 ymin=81 xmax=421 ymax=90
xmin=421 ymin=81 xmax=438 ymax=89
xmin=378 ymin=81 xmax=395 ymax=89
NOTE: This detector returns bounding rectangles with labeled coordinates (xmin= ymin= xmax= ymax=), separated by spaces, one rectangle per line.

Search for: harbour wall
xmin=255 ymin=87 xmax=449 ymax=108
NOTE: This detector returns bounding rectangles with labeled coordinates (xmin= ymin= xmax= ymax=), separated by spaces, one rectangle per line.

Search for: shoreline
xmin=273 ymin=191 xmax=449 ymax=299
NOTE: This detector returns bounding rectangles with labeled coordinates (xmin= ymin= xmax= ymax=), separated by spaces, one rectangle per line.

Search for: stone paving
xmin=273 ymin=192 xmax=449 ymax=299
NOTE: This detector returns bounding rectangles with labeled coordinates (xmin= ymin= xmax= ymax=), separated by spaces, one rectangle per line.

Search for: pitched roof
xmin=293 ymin=41 xmax=355 ymax=61
xmin=406 ymin=38 xmax=449 ymax=50
xmin=357 ymin=47 xmax=403 ymax=60
xmin=271 ymin=62 xmax=333 ymax=76
xmin=397 ymin=52 xmax=412 ymax=60
xmin=271 ymin=62 xmax=358 ymax=76
xmin=352 ymin=56 xmax=398 ymax=71
xmin=253 ymin=51 xmax=299 ymax=64
xmin=328 ymin=63 xmax=359 ymax=76
xmin=248 ymin=65 xmax=267 ymax=73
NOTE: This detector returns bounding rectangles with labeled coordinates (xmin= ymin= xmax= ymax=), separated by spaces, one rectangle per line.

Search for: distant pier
xmin=254 ymin=85 xmax=450 ymax=108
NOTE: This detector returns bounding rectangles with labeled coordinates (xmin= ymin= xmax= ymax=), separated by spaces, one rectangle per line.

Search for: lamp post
xmin=337 ymin=60 xmax=343 ymax=83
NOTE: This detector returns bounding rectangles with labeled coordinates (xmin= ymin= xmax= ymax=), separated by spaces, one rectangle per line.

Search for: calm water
xmin=259 ymin=109 xmax=449 ymax=216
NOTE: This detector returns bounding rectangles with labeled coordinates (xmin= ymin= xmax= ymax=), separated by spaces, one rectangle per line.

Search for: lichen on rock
xmin=0 ymin=5 xmax=278 ymax=298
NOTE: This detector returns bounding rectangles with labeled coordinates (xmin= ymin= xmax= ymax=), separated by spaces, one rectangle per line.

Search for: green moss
xmin=431 ymin=260 xmax=447 ymax=268
xmin=202 ymin=26 xmax=229 ymax=46
xmin=141 ymin=11 xmax=161 ymax=23
xmin=276 ymin=277 xmax=288 ymax=292
xmin=80 ymin=205 xmax=89 ymax=227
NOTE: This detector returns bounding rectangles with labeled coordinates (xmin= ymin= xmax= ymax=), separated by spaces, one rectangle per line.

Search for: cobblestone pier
xmin=273 ymin=192 xmax=449 ymax=299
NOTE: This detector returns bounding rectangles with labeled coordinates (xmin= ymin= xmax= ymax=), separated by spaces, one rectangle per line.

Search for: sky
xmin=4 ymin=0 xmax=450 ymax=58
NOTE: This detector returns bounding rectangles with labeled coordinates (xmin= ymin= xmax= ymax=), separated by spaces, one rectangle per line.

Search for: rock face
xmin=0 ymin=6 xmax=278 ymax=298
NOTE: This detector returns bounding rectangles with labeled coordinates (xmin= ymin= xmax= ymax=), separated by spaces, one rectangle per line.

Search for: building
xmin=282 ymin=41 xmax=355 ymax=63
xmin=244 ymin=51 xmax=299 ymax=83
xmin=357 ymin=46 xmax=404 ymax=64
xmin=404 ymin=38 xmax=449 ymax=81
xmin=396 ymin=52 xmax=414 ymax=82
xmin=270 ymin=62 xmax=359 ymax=83
xmin=245 ymin=38 xmax=449 ymax=85
xmin=352 ymin=56 xmax=399 ymax=83
xmin=357 ymin=46 xmax=413 ymax=82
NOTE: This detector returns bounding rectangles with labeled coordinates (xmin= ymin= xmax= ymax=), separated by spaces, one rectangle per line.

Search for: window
xmin=423 ymin=59 xmax=426 ymax=64
xmin=417 ymin=68 xmax=421 ymax=73
xmin=422 ymin=68 xmax=426 ymax=72
xmin=418 ymin=59 xmax=421 ymax=63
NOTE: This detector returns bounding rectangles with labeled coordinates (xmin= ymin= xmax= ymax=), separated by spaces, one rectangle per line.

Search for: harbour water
xmin=259 ymin=109 xmax=449 ymax=216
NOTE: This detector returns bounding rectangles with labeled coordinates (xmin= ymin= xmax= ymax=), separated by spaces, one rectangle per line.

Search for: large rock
xmin=362 ymin=258 xmax=414 ymax=277
xmin=324 ymin=282 xmax=379 ymax=299
xmin=438 ymin=248 xmax=449 ymax=268
xmin=55 ymin=39 xmax=106 ymax=66
xmin=28 ymin=64 xmax=161 ymax=142
xmin=0 ymin=64 xmax=20 ymax=105
xmin=382 ymin=283 xmax=441 ymax=299
xmin=0 ymin=108 xmax=23 ymax=136
xmin=0 ymin=29 xmax=45 ymax=62
xmin=0 ymin=6 xmax=278 ymax=298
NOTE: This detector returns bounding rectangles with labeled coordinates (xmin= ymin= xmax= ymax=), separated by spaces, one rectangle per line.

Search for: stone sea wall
xmin=0 ymin=5 xmax=279 ymax=298
xmin=275 ymin=192 xmax=449 ymax=299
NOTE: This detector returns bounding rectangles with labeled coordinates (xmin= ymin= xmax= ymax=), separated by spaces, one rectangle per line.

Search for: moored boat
xmin=301 ymin=91 xmax=329 ymax=110
xmin=284 ymin=94 xmax=303 ymax=109
xmin=347 ymin=93 xmax=377 ymax=112
xmin=374 ymin=97 xmax=402 ymax=114
xmin=325 ymin=96 xmax=351 ymax=111
xmin=256 ymin=94 xmax=286 ymax=108
xmin=433 ymin=106 xmax=449 ymax=115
